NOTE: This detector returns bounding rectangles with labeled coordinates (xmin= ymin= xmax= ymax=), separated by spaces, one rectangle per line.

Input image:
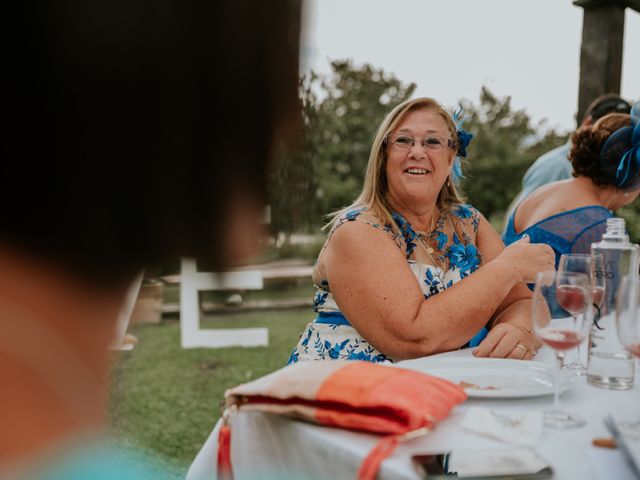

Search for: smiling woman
xmin=287 ymin=97 xmax=556 ymax=365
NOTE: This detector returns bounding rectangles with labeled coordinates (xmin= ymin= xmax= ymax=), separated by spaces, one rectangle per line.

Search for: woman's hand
xmin=473 ymin=322 xmax=541 ymax=360
xmin=494 ymin=235 xmax=556 ymax=284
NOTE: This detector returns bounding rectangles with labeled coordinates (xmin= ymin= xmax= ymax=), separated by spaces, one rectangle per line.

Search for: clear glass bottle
xmin=588 ymin=218 xmax=639 ymax=389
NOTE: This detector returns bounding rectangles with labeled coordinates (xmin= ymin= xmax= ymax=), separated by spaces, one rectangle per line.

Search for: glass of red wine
xmin=532 ymin=270 xmax=594 ymax=428
xmin=557 ymin=253 xmax=606 ymax=375
xmin=615 ymin=274 xmax=640 ymax=436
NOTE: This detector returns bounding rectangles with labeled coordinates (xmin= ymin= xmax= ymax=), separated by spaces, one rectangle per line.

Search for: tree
xmin=618 ymin=205 xmax=640 ymax=244
xmin=459 ymin=87 xmax=567 ymax=224
xmin=269 ymin=68 xmax=570 ymax=239
xmin=268 ymin=77 xmax=319 ymax=240
xmin=268 ymin=60 xmax=416 ymax=238
xmin=312 ymin=61 xmax=416 ymax=219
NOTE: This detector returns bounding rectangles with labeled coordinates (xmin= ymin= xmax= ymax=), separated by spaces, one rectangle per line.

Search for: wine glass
xmin=532 ymin=270 xmax=594 ymax=428
xmin=557 ymin=253 xmax=606 ymax=375
xmin=615 ymin=274 xmax=640 ymax=436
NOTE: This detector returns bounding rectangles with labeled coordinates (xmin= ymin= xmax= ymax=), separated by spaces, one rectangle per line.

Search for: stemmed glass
xmin=557 ymin=253 xmax=606 ymax=375
xmin=532 ymin=271 xmax=594 ymax=428
xmin=615 ymin=274 xmax=640 ymax=436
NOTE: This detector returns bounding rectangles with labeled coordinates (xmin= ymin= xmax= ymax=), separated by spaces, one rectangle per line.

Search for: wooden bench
xmin=179 ymin=258 xmax=267 ymax=348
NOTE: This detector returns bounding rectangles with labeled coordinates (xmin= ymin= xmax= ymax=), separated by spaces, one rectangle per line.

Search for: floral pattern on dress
xmin=423 ymin=265 xmax=454 ymax=297
xmin=454 ymin=204 xmax=474 ymax=219
xmin=289 ymin=327 xmax=392 ymax=364
xmin=287 ymin=204 xmax=483 ymax=365
xmin=446 ymin=233 xmax=481 ymax=278
xmin=345 ymin=208 xmax=365 ymax=221
xmin=391 ymin=212 xmax=420 ymax=258
xmin=435 ymin=231 xmax=448 ymax=250
xmin=313 ymin=291 xmax=328 ymax=310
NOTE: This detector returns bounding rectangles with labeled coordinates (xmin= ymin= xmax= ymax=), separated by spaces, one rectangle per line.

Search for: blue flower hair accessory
xmin=451 ymin=105 xmax=474 ymax=183
xmin=600 ymin=101 xmax=640 ymax=191
xmin=457 ymin=129 xmax=473 ymax=158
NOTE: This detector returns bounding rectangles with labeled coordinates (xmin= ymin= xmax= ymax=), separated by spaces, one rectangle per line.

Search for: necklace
xmin=425 ymin=216 xmax=435 ymax=255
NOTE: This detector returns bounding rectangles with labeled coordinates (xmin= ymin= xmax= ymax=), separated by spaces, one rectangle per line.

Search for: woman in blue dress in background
xmin=288 ymin=98 xmax=555 ymax=365
xmin=503 ymin=106 xmax=640 ymax=264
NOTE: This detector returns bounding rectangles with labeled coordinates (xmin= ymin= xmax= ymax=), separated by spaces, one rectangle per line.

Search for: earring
xmin=447 ymin=177 xmax=451 ymax=188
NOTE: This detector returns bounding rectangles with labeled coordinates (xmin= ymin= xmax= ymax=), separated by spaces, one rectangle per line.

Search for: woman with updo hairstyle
xmin=503 ymin=104 xmax=640 ymax=264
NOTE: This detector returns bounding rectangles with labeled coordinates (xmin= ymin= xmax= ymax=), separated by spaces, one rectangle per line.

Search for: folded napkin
xmin=219 ymin=360 xmax=467 ymax=480
xmin=449 ymin=449 xmax=550 ymax=478
xmin=460 ymin=407 xmax=543 ymax=447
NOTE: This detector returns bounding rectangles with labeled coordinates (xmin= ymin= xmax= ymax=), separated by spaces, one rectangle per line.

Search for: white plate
xmin=396 ymin=356 xmax=576 ymax=398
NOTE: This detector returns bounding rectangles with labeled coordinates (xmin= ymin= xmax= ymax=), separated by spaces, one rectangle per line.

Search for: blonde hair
xmin=326 ymin=97 xmax=466 ymax=230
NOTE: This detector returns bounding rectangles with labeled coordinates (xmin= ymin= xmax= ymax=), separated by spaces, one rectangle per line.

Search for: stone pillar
xmin=574 ymin=1 xmax=629 ymax=125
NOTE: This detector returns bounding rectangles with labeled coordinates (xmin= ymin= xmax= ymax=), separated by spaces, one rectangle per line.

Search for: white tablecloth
xmin=186 ymin=348 xmax=639 ymax=480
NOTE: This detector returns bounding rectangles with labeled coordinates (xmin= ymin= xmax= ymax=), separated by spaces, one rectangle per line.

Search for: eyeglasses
xmin=385 ymin=133 xmax=457 ymax=153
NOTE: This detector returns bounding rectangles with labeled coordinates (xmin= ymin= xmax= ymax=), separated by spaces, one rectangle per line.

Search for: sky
xmin=300 ymin=0 xmax=640 ymax=133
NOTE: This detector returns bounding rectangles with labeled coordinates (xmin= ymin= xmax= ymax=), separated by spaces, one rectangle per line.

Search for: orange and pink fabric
xmin=218 ymin=360 xmax=467 ymax=480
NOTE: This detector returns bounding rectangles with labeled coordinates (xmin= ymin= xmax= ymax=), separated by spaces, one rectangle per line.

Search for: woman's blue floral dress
xmin=287 ymin=204 xmax=486 ymax=365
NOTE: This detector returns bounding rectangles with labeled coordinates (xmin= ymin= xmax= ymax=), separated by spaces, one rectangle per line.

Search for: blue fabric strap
xmin=316 ymin=312 xmax=487 ymax=350
xmin=314 ymin=311 xmax=351 ymax=326
xmin=468 ymin=327 xmax=488 ymax=348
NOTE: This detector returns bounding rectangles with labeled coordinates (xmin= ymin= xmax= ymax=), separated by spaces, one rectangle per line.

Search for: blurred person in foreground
xmin=287 ymin=98 xmax=554 ymax=365
xmin=503 ymin=94 xmax=632 ymax=223
xmin=503 ymin=105 xmax=640 ymax=264
xmin=0 ymin=1 xmax=301 ymax=479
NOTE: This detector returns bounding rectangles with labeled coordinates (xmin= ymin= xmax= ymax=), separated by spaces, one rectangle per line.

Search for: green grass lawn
xmin=108 ymin=309 xmax=312 ymax=478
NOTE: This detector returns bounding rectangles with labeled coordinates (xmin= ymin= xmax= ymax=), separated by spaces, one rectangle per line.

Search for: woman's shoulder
xmin=523 ymin=179 xmax=576 ymax=204
xmin=446 ymin=203 xmax=482 ymax=233
xmin=522 ymin=179 xmax=605 ymax=213
xmin=324 ymin=207 xmax=404 ymax=255
xmin=334 ymin=207 xmax=393 ymax=232
xmin=324 ymin=207 xmax=394 ymax=243
xmin=450 ymin=203 xmax=481 ymax=219
xmin=514 ymin=179 xmax=596 ymax=231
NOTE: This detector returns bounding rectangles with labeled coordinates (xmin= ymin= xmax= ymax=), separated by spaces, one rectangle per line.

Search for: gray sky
xmin=301 ymin=0 xmax=640 ymax=132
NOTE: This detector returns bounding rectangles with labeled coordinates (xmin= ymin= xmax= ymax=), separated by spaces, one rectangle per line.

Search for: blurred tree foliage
xmin=310 ymin=61 xmax=416 ymax=218
xmin=268 ymin=78 xmax=319 ymax=239
xmin=268 ymin=60 xmax=415 ymax=238
xmin=618 ymin=206 xmax=640 ymax=244
xmin=269 ymin=62 xmax=640 ymax=243
xmin=459 ymin=87 xmax=567 ymax=225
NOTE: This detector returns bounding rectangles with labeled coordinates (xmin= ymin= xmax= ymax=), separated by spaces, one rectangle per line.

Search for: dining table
xmin=186 ymin=347 xmax=640 ymax=480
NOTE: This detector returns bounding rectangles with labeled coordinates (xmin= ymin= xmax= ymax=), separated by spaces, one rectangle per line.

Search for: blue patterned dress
xmin=287 ymin=204 xmax=486 ymax=364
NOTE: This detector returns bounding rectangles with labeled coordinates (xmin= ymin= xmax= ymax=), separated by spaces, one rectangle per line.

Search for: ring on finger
xmin=514 ymin=343 xmax=527 ymax=355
